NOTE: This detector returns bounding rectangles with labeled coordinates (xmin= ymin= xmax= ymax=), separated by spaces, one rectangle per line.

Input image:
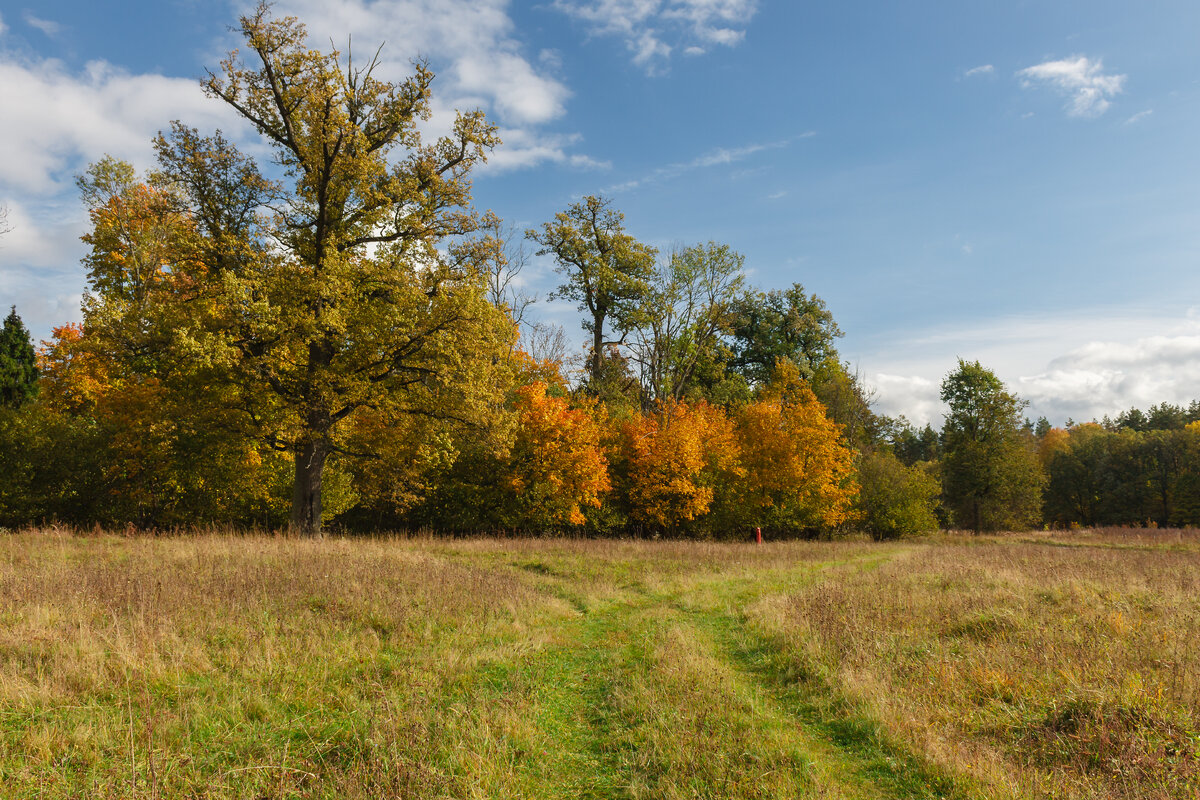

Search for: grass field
xmin=0 ymin=529 xmax=1197 ymax=798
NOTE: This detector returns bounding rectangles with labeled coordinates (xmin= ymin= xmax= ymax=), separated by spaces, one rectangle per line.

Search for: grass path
xmin=0 ymin=534 xmax=1047 ymax=798
xmin=431 ymin=546 xmax=975 ymax=799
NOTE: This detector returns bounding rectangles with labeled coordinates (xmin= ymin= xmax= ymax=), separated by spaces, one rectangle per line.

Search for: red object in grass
xmin=755 ymin=527 xmax=762 ymax=544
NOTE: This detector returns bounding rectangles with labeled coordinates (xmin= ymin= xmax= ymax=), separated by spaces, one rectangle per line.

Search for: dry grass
xmin=0 ymin=527 xmax=1195 ymax=798
xmin=776 ymin=531 xmax=1200 ymax=799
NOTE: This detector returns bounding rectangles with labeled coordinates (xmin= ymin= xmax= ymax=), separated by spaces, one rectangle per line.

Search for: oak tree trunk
xmin=291 ymin=441 xmax=329 ymax=537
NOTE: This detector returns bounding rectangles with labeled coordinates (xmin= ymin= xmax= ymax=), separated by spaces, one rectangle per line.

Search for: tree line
xmin=0 ymin=5 xmax=1194 ymax=537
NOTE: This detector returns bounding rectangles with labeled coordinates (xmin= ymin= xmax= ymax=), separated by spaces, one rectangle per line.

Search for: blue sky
xmin=2 ymin=0 xmax=1200 ymax=426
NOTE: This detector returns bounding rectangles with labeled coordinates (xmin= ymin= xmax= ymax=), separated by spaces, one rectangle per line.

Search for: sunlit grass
xmin=0 ymin=528 xmax=1195 ymax=798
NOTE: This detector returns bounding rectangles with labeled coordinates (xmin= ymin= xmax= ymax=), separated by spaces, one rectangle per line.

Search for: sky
xmin=2 ymin=0 xmax=1200 ymax=427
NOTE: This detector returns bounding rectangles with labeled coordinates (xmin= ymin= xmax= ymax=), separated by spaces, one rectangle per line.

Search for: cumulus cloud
xmin=1 ymin=0 xmax=595 ymax=339
xmin=0 ymin=197 xmax=91 ymax=338
xmin=0 ymin=57 xmax=245 ymax=196
xmin=1017 ymin=332 xmax=1200 ymax=424
xmin=244 ymin=0 xmax=603 ymax=170
xmin=859 ymin=310 xmax=1200 ymax=428
xmin=552 ymin=0 xmax=757 ymax=72
xmin=870 ymin=374 xmax=943 ymax=426
xmin=1017 ymin=55 xmax=1125 ymax=118
xmin=262 ymin=0 xmax=569 ymax=126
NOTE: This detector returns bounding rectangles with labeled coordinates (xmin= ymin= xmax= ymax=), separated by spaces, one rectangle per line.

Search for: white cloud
xmin=249 ymin=1 xmax=602 ymax=170
xmin=552 ymin=0 xmax=757 ymax=72
xmin=1017 ymin=333 xmax=1200 ymax=423
xmin=1125 ymin=109 xmax=1153 ymax=125
xmin=871 ymin=374 xmax=943 ymax=427
xmin=0 ymin=198 xmax=90 ymax=338
xmin=858 ymin=309 xmax=1200 ymax=428
xmin=264 ymin=0 xmax=569 ymax=126
xmin=0 ymin=12 xmax=7 ymax=36
xmin=1 ymin=1 xmax=593 ymax=340
xmin=1017 ymin=55 xmax=1125 ymax=118
xmin=23 ymin=13 xmax=62 ymax=37
xmin=963 ymin=64 xmax=994 ymax=78
xmin=0 ymin=56 xmax=245 ymax=196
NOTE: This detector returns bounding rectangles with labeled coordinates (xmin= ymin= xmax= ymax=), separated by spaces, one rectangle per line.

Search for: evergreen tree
xmin=0 ymin=306 xmax=38 ymax=408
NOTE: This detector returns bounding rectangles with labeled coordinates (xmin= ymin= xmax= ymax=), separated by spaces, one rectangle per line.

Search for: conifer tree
xmin=0 ymin=306 xmax=38 ymax=408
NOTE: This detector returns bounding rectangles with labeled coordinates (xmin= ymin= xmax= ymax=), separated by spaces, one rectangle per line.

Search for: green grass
xmin=0 ymin=530 xmax=1196 ymax=798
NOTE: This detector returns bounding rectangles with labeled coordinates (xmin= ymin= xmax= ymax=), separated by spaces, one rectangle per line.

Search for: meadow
xmin=0 ymin=528 xmax=1196 ymax=798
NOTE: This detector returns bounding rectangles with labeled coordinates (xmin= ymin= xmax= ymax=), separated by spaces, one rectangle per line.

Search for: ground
xmin=0 ymin=529 xmax=1196 ymax=798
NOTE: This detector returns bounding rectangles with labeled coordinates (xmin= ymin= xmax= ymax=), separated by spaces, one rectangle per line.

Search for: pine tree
xmin=0 ymin=306 xmax=38 ymax=408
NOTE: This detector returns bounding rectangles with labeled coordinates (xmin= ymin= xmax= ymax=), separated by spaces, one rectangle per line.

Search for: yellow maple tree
xmin=624 ymin=399 xmax=742 ymax=530
xmin=502 ymin=382 xmax=611 ymax=527
xmin=731 ymin=362 xmax=858 ymax=532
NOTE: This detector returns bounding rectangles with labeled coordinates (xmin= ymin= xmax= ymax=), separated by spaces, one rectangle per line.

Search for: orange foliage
xmin=504 ymin=382 xmax=610 ymax=526
xmin=732 ymin=367 xmax=857 ymax=530
xmin=1038 ymin=427 xmax=1071 ymax=466
xmin=510 ymin=348 xmax=568 ymax=393
xmin=82 ymin=183 xmax=198 ymax=301
xmin=37 ymin=324 xmax=109 ymax=414
xmin=624 ymin=400 xmax=742 ymax=529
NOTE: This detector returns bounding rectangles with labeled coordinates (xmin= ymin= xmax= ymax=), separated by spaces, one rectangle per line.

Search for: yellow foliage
xmin=624 ymin=400 xmax=742 ymax=529
xmin=503 ymin=383 xmax=610 ymax=527
xmin=1038 ymin=427 xmax=1071 ymax=466
xmin=37 ymin=324 xmax=108 ymax=414
xmin=731 ymin=363 xmax=858 ymax=531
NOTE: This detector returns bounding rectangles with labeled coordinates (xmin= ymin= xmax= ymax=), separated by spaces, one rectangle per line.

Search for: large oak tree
xmin=77 ymin=5 xmax=510 ymax=535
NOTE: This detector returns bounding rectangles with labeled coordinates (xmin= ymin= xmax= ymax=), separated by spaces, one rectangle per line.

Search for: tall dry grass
xmin=769 ymin=531 xmax=1200 ymax=799
xmin=1 ymin=527 xmax=1196 ymax=798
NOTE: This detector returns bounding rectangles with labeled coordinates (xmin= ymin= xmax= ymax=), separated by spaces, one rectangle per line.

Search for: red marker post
xmin=755 ymin=526 xmax=762 ymax=544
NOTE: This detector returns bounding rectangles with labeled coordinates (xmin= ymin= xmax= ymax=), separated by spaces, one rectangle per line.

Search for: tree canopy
xmin=940 ymin=359 xmax=1042 ymax=532
xmin=528 ymin=195 xmax=657 ymax=388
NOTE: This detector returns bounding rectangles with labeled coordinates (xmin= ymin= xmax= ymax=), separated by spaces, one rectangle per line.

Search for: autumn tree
xmin=727 ymin=283 xmax=881 ymax=448
xmin=622 ymin=400 xmax=741 ymax=532
xmin=939 ymin=360 xmax=1043 ymax=532
xmin=102 ymin=5 xmax=512 ymax=535
xmin=499 ymin=382 xmax=610 ymax=528
xmin=627 ymin=241 xmax=745 ymax=406
xmin=727 ymin=362 xmax=858 ymax=534
xmin=0 ymin=306 xmax=38 ymax=408
xmin=527 ymin=195 xmax=656 ymax=387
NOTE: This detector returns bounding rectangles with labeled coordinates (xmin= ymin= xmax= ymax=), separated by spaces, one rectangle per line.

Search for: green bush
xmin=856 ymin=451 xmax=940 ymax=539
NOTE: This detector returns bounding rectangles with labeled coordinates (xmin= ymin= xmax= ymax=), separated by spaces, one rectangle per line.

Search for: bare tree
xmin=521 ymin=320 xmax=575 ymax=370
xmin=481 ymin=217 xmax=537 ymax=329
